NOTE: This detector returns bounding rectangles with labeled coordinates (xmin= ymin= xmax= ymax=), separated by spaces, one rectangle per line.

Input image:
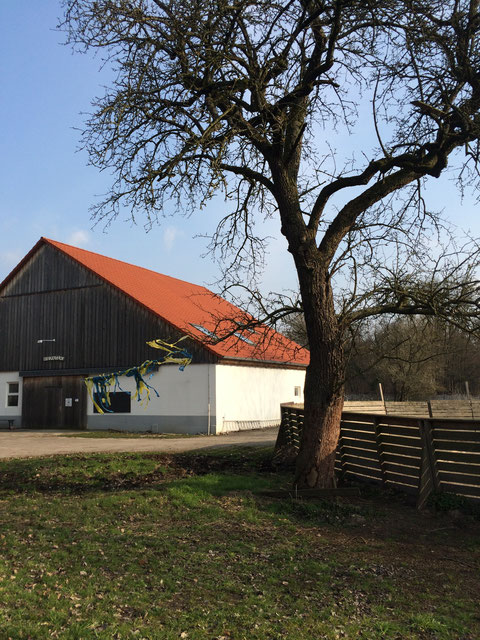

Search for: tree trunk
xmin=294 ymin=265 xmax=345 ymax=489
xmin=271 ymin=163 xmax=346 ymax=488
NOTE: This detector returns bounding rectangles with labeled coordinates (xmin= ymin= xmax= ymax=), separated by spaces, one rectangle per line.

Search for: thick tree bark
xmin=294 ymin=263 xmax=345 ymax=489
xmin=271 ymin=161 xmax=346 ymax=489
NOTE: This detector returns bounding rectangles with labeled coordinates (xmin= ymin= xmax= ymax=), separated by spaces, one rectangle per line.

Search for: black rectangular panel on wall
xmin=93 ymin=391 xmax=131 ymax=414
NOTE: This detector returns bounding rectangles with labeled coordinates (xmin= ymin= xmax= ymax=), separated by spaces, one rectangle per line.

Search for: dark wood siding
xmin=2 ymin=244 xmax=102 ymax=295
xmin=0 ymin=244 xmax=216 ymax=373
xmin=22 ymin=376 xmax=87 ymax=429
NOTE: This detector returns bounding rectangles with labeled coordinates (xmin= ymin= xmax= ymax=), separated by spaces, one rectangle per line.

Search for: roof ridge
xmin=42 ymin=237 xmax=211 ymax=293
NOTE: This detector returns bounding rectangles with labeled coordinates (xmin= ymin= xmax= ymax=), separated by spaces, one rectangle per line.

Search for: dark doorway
xmin=22 ymin=376 xmax=87 ymax=429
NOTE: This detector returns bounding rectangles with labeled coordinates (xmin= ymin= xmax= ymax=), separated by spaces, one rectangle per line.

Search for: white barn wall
xmin=86 ymin=363 xmax=217 ymax=434
xmin=215 ymin=364 xmax=305 ymax=433
xmin=0 ymin=372 xmax=22 ymax=427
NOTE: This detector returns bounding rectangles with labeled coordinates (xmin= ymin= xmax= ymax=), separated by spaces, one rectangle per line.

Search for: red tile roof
xmin=39 ymin=238 xmax=309 ymax=366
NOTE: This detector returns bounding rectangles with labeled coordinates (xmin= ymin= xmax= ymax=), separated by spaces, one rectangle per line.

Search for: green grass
xmin=0 ymin=447 xmax=479 ymax=639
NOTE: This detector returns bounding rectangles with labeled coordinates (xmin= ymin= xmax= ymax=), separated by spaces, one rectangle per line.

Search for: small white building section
xmin=0 ymin=372 xmax=23 ymax=427
xmin=215 ymin=364 xmax=305 ymax=432
xmin=86 ymin=363 xmax=305 ymax=434
xmin=87 ymin=364 xmax=213 ymax=434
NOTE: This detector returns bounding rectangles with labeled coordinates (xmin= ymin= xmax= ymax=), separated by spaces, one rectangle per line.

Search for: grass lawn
xmin=0 ymin=447 xmax=479 ymax=639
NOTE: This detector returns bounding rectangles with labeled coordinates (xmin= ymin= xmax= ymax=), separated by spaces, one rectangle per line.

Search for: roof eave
xmin=218 ymin=355 xmax=308 ymax=368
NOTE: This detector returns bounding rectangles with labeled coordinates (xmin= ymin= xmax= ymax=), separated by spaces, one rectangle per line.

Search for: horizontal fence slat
xmin=379 ymin=435 xmax=422 ymax=448
xmin=433 ymin=441 xmax=480 ymax=454
xmin=433 ymin=422 xmax=480 ymax=431
xmin=434 ymin=450 xmax=480 ymax=463
xmin=342 ymin=469 xmax=383 ymax=483
xmin=340 ymin=445 xmax=379 ymax=460
xmin=384 ymin=470 xmax=420 ymax=486
xmin=437 ymin=470 xmax=480 ymax=485
xmin=431 ymin=419 xmax=480 ymax=426
xmin=433 ymin=430 xmax=480 ymax=442
xmin=382 ymin=452 xmax=421 ymax=469
xmin=340 ymin=437 xmax=378 ymax=450
xmin=440 ymin=482 xmax=480 ymax=496
xmin=381 ymin=442 xmax=422 ymax=457
xmin=377 ymin=425 xmax=421 ymax=439
xmin=341 ymin=421 xmax=376 ymax=433
xmin=440 ymin=485 xmax=480 ymax=499
xmin=340 ymin=430 xmax=377 ymax=444
xmin=340 ymin=456 xmax=382 ymax=471
xmin=341 ymin=415 xmax=377 ymax=426
xmin=342 ymin=461 xmax=383 ymax=478
xmin=342 ymin=412 xmax=420 ymax=427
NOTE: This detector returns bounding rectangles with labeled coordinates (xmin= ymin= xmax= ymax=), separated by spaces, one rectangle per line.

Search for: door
xmin=22 ymin=376 xmax=87 ymax=429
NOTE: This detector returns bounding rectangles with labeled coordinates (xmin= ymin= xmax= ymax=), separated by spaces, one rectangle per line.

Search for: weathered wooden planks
xmin=344 ymin=399 xmax=480 ymax=420
xmin=0 ymin=242 xmax=218 ymax=375
xmin=280 ymin=403 xmax=480 ymax=506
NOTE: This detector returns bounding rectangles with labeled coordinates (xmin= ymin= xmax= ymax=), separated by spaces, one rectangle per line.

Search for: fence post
xmin=417 ymin=419 xmax=440 ymax=510
xmin=465 ymin=381 xmax=475 ymax=420
xmin=378 ymin=382 xmax=387 ymax=415
xmin=286 ymin=407 xmax=301 ymax=453
xmin=273 ymin=404 xmax=303 ymax=466
xmin=427 ymin=400 xmax=433 ymax=418
xmin=337 ymin=415 xmax=346 ymax=482
xmin=373 ymin=416 xmax=388 ymax=487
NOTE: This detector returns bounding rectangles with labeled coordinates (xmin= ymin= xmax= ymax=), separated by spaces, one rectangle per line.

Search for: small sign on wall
xmin=65 ymin=398 xmax=72 ymax=407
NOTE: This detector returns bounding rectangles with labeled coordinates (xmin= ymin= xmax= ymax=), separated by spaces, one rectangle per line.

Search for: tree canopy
xmin=61 ymin=0 xmax=480 ymax=487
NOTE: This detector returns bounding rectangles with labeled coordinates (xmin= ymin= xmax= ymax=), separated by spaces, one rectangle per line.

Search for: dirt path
xmin=0 ymin=428 xmax=279 ymax=460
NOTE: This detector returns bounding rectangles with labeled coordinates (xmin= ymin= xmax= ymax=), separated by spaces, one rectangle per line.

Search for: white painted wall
xmin=0 ymin=364 xmax=304 ymax=433
xmin=87 ymin=364 xmax=214 ymax=415
xmin=86 ymin=364 xmax=217 ymax=432
xmin=0 ymin=372 xmax=22 ymax=417
xmin=215 ymin=364 xmax=305 ymax=433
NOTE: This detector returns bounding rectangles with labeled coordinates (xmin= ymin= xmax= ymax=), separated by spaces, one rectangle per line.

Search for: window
xmin=234 ymin=321 xmax=256 ymax=334
xmin=6 ymin=382 xmax=19 ymax=407
xmin=190 ymin=323 xmax=218 ymax=341
xmin=233 ymin=332 xmax=255 ymax=346
xmin=294 ymin=386 xmax=302 ymax=398
xmin=93 ymin=391 xmax=131 ymax=414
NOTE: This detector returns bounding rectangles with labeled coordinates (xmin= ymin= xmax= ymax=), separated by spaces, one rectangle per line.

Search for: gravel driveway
xmin=0 ymin=428 xmax=279 ymax=460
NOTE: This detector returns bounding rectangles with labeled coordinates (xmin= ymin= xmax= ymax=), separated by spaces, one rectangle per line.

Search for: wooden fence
xmin=343 ymin=399 xmax=480 ymax=420
xmin=279 ymin=404 xmax=480 ymax=507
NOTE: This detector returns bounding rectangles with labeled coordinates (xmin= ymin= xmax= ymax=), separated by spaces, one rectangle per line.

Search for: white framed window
xmin=6 ymin=382 xmax=19 ymax=407
xmin=234 ymin=331 xmax=255 ymax=345
xmin=190 ymin=323 xmax=219 ymax=341
xmin=294 ymin=386 xmax=302 ymax=398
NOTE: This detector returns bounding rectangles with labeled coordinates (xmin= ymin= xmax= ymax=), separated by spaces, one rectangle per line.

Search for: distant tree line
xmin=284 ymin=315 xmax=480 ymax=401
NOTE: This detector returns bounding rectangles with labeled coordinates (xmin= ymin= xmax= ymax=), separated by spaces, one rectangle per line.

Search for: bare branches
xmin=342 ymin=243 xmax=480 ymax=337
xmin=60 ymin=0 xmax=480 ymax=331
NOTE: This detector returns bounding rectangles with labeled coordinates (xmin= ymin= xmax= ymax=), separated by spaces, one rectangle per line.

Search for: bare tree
xmin=60 ymin=0 xmax=480 ymax=488
xmin=346 ymin=316 xmax=446 ymax=400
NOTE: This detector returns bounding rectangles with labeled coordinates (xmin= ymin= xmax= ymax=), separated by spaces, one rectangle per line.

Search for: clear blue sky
xmin=0 ymin=0 xmax=294 ymax=295
xmin=1 ymin=2 xmax=479 ymax=296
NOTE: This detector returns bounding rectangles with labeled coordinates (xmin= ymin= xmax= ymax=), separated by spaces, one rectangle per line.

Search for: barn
xmin=0 ymin=238 xmax=308 ymax=433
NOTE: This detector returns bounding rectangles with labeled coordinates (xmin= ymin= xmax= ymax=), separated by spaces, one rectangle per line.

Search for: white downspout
xmin=207 ymin=365 xmax=211 ymax=435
